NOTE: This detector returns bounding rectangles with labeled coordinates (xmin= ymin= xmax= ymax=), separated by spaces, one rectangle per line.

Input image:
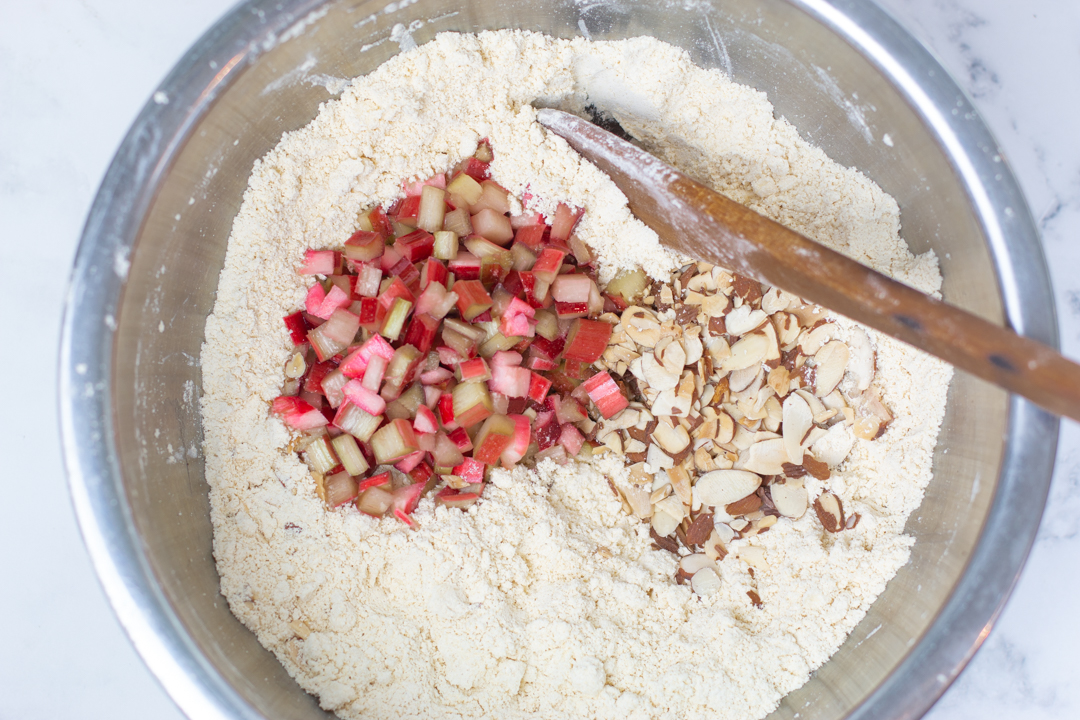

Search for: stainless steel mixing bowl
xmin=59 ymin=1 xmax=1058 ymax=718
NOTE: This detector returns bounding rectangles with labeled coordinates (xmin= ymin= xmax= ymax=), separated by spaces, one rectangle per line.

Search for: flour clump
xmin=200 ymin=30 xmax=951 ymax=720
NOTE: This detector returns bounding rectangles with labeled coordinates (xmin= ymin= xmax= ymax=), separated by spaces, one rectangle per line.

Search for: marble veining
xmin=1 ymin=0 xmax=1077 ymax=718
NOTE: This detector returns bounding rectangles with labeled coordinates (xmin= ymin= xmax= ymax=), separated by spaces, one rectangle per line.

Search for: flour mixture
xmin=200 ymin=30 xmax=951 ymax=720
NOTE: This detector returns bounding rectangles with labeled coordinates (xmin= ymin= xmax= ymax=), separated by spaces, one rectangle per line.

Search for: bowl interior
xmin=108 ymin=0 xmax=1010 ymax=718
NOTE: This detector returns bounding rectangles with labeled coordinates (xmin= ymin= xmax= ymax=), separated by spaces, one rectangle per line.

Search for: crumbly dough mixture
xmin=200 ymin=31 xmax=951 ymax=720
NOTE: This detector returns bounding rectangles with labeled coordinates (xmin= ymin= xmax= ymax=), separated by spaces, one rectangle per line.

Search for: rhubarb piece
xmin=447 ymin=427 xmax=473 ymax=453
xmin=414 ymin=405 xmax=439 ymax=435
xmin=442 ymin=208 xmax=472 ymax=238
xmin=528 ymin=372 xmax=552 ymax=404
xmin=402 ymin=312 xmax=439 ymax=354
xmin=563 ymin=318 xmax=613 ymax=363
xmin=305 ymin=282 xmax=327 ymax=316
xmin=514 ymin=225 xmax=545 ymax=251
xmin=340 ymin=334 xmax=395 ymax=378
xmin=342 ymin=379 xmax=387 ymax=416
xmin=324 ymin=471 xmax=359 ymax=507
xmin=331 ymin=434 xmax=370 ymax=477
xmin=500 ymin=414 xmax=532 ymax=467
xmin=433 ymin=230 xmax=460 ymax=260
xmin=362 ymin=354 xmax=388 ymax=392
xmin=381 ymin=345 xmax=423 ymax=400
xmin=457 ymin=357 xmax=491 ymax=383
xmin=419 ymin=257 xmax=448 ymax=290
xmin=432 ymin=432 xmax=465 ymax=469
xmin=490 ymin=364 xmax=531 ymax=398
xmin=446 ymin=172 xmax=483 ymax=207
xmin=533 ymin=410 xmax=560 ymax=450
xmin=352 ymin=262 xmax=382 ymax=297
xmin=415 ymin=281 xmax=458 ymax=320
xmin=552 ymin=274 xmax=593 ymax=304
xmin=332 ymin=402 xmax=383 ymax=443
xmin=549 ymin=203 xmax=583 ymax=245
xmin=448 ymin=251 xmax=480 ymax=280
xmin=344 ymin=230 xmax=385 ymax=262
xmin=435 ymin=487 xmax=481 ymax=510
xmin=308 ymin=309 xmax=360 ymax=361
xmin=395 ymin=229 xmax=436 ymax=263
xmin=461 ymin=156 xmax=490 ymax=182
xmin=582 ymin=371 xmax=629 ymax=419
xmin=470 ymin=180 xmax=511 ymax=214
xmin=358 ymin=471 xmax=392 ymax=492
xmin=453 ymin=280 xmax=493 ymax=321
xmin=532 ymin=247 xmax=566 ymax=285
xmin=451 ymin=381 xmax=493 ymax=429
xmin=300 ymin=249 xmax=338 ymax=276
xmin=302 ymin=435 xmax=338 ymax=475
xmin=312 ymin=284 xmax=351 ymax=320
xmin=416 ymin=185 xmax=447 ymax=233
xmin=558 ymin=423 xmax=585 ymax=457
xmin=283 ymin=311 xmax=311 ymax=345
xmin=533 ymin=309 xmax=559 ymax=341
xmin=510 ymin=242 xmax=537 ymax=272
xmin=379 ymin=297 xmax=413 ymax=341
xmin=272 ymin=396 xmax=329 ymax=431
xmin=391 ymin=482 xmax=427 ymax=524
xmin=471 ymin=208 xmax=514 ymax=245
xmin=452 ymin=456 xmax=486 ymax=484
xmin=320 ymin=368 xmax=348 ymax=408
xmin=555 ymin=301 xmax=589 ymax=320
xmin=371 ymin=418 xmax=419 ymax=465
xmin=356 ymin=485 xmax=393 ymax=517
xmin=395 ymin=450 xmax=426 ymax=473
xmin=394 ymin=195 xmax=421 ymax=227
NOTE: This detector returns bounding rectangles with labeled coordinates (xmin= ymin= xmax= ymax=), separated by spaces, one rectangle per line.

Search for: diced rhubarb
xmin=416 ymin=185 xmax=446 ymax=233
xmin=308 ymin=309 xmax=360 ymax=361
xmin=472 ymin=414 xmax=515 ymax=465
xmin=514 ymin=224 xmax=545 ymax=250
xmin=332 ymin=402 xmax=383 ymax=443
xmin=352 ymin=297 xmax=378 ymax=329
xmin=300 ymin=249 xmax=338 ymax=276
xmin=391 ymin=480 xmax=427 ymax=517
xmin=552 ymin=274 xmax=593 ymax=303
xmin=395 ymin=450 xmax=427 ymax=474
xmin=555 ymin=300 xmax=589 ymax=320
xmin=435 ymin=487 xmax=481 ymax=510
xmin=558 ymin=423 xmax=585 ymax=457
xmin=414 ymin=405 xmax=439 ymax=434
xmin=419 ymin=367 xmax=453 ymax=385
xmin=449 ymin=251 xmax=481 ymax=280
xmin=340 ymin=334 xmax=395 ymax=378
xmin=342 ymin=379 xmax=387 ymax=416
xmin=344 ymin=230 xmax=385 ymax=262
xmin=395 ymin=229 xmax=436 ymax=263
xmin=320 ymin=368 xmax=349 ymax=408
xmin=433 ymin=229 xmax=460 ymax=260
xmin=283 ymin=311 xmax=310 ymax=345
xmin=456 ymin=357 xmax=491 ymax=383
xmin=490 ymin=364 xmax=531 ymax=398
xmin=453 ymin=280 xmax=493 ymax=321
xmin=324 ymin=471 xmax=359 ymax=507
xmin=331 ymin=434 xmax=370 ymax=477
xmin=356 ymin=485 xmax=393 ymax=517
xmin=304 ymin=360 xmax=335 ymax=395
xmin=432 ymin=432 xmax=465 ymax=470
xmin=311 ymin=283 xmax=351 ymax=320
xmin=533 ymin=410 xmax=560 ymax=450
xmin=420 ymin=257 xmax=448 ymax=290
xmin=402 ymin=312 xmax=439 ymax=354
xmin=553 ymin=395 xmax=587 ymax=424
xmin=371 ymin=418 xmax=419 ymax=464
xmin=394 ymin=195 xmax=421 ymax=226
xmin=531 ymin=247 xmax=566 ymax=285
xmin=447 ymin=427 xmax=473 ymax=453
xmin=562 ymin=318 xmax=613 ymax=363
xmin=302 ymin=435 xmax=338 ymax=475
xmin=470 ymin=181 xmax=511 ymax=214
xmin=271 ymin=396 xmax=329 ymax=431
xmin=362 ymin=355 xmax=388 ymax=392
xmin=305 ymin=283 xmax=327 ymax=316
xmin=403 ymin=173 xmax=446 ymax=197
xmin=549 ymin=203 xmax=583 ymax=244
xmin=461 ymin=157 xmax=490 ymax=183
xmin=452 ymin=456 xmax=486 ymax=484
xmin=582 ymin=371 xmax=629 ymax=419
xmin=358 ymin=471 xmax=392 ymax=493
xmin=528 ymin=372 xmax=552 ymax=404
xmin=446 ymin=172 xmax=484 ymax=207
xmin=452 ymin=381 xmax=493 ymax=429
xmin=380 ymin=245 xmax=403 ymax=273
xmin=379 ymin=297 xmax=413 ymax=341
xmin=381 ymin=345 xmax=423 ymax=400
xmin=497 ymin=414 xmax=530 ymax=467
xmin=471 ymin=208 xmax=514 ymax=245
xmin=358 ymin=206 xmax=393 ymax=237
xmin=437 ymin=393 xmax=455 ymax=428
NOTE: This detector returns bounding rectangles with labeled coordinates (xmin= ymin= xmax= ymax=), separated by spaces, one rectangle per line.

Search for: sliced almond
xmin=658 ymin=338 xmax=687 ymax=373
xmin=814 ymin=491 xmax=845 ymax=533
xmin=641 ymin=352 xmax=680 ymax=391
xmin=691 ymin=567 xmax=722 ymax=596
xmin=737 ymin=545 xmax=769 ymax=571
xmin=724 ymin=305 xmax=769 ymax=336
xmin=722 ymin=333 xmax=769 ymax=373
xmin=654 ymin=494 xmax=687 ymax=522
xmin=813 ymin=340 xmax=849 ymax=396
xmin=622 ymin=483 xmax=653 ymax=519
xmin=767 ymin=366 xmax=790 ymax=397
xmin=782 ymin=393 xmax=813 ymax=464
xmin=653 ymin=420 xmax=691 ymax=455
xmin=651 ymin=508 xmax=682 ymax=538
xmin=694 ymin=469 xmax=762 ymax=508
xmin=680 ymin=552 xmax=718 ymax=576
xmin=770 ymin=481 xmax=808 ymax=519
xmin=701 ymin=292 xmax=730 ymax=318
xmin=646 ymin=443 xmax=675 ymax=472
xmin=799 ymin=322 xmax=840 ymax=355
xmin=667 ymin=465 xmax=693 ymax=505
xmin=622 ymin=306 xmax=663 ymax=348
xmin=736 ymin=437 xmax=788 ymax=475
xmin=774 ymin=312 xmax=801 ymax=347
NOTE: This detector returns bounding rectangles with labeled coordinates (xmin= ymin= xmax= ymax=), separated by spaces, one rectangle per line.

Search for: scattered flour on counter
xmin=200 ymin=30 xmax=951 ymax=720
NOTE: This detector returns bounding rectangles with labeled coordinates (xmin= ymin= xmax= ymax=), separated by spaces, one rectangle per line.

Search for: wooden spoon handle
xmin=537 ymin=109 xmax=1080 ymax=422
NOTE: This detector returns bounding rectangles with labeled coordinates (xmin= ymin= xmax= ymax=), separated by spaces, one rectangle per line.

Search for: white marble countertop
xmin=1 ymin=0 xmax=1076 ymax=717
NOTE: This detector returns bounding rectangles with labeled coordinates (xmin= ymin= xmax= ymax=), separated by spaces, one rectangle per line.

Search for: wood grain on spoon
xmin=536 ymin=108 xmax=1080 ymax=423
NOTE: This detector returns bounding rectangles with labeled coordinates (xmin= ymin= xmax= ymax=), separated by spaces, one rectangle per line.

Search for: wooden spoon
xmin=536 ymin=108 xmax=1080 ymax=422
